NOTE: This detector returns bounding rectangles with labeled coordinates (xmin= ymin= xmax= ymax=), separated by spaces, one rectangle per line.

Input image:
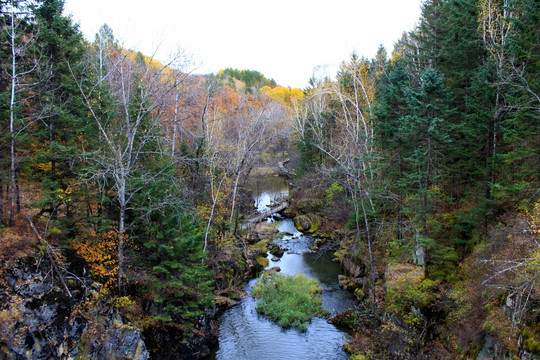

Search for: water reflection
xmin=246 ymin=175 xmax=289 ymax=212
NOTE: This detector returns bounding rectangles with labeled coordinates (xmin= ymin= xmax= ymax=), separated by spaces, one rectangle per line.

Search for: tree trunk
xmin=352 ymin=184 xmax=377 ymax=315
xmin=9 ymin=11 xmax=16 ymax=225
xmin=397 ymin=138 xmax=403 ymax=241
xmin=0 ymin=181 xmax=3 ymax=224
xmin=50 ymin=116 xmax=57 ymax=220
xmin=118 ymin=181 xmax=126 ymax=294
xmin=171 ymin=87 xmax=179 ymax=156
xmin=423 ymin=132 xmax=431 ymax=234
xmin=16 ymin=179 xmax=20 ymax=214
xmin=10 ymin=133 xmax=16 ymax=226
xmin=229 ymin=170 xmax=241 ymax=223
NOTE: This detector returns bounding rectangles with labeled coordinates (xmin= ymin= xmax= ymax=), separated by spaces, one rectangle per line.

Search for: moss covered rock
xmin=250 ymin=239 xmax=269 ymax=254
xmin=293 ymin=214 xmax=322 ymax=234
xmin=255 ymin=256 xmax=269 ymax=269
xmin=293 ymin=215 xmax=311 ymax=232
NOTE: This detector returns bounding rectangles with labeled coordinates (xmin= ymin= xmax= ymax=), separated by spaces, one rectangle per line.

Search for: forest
xmin=0 ymin=0 xmax=538 ymax=359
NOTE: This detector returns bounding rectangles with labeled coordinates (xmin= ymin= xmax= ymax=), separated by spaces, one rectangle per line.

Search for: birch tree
xmin=296 ymin=55 xmax=380 ymax=311
xmin=71 ymin=26 xmax=180 ymax=292
xmin=1 ymin=0 xmax=38 ymax=225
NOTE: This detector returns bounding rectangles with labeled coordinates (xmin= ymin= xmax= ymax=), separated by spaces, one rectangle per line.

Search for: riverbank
xmin=212 ymin=173 xmax=355 ymax=359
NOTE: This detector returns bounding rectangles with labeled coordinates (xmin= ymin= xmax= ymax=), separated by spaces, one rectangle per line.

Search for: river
xmin=212 ymin=175 xmax=354 ymax=360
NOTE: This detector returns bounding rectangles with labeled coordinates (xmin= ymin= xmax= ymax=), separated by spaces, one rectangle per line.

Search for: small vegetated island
xmin=252 ymin=272 xmax=328 ymax=331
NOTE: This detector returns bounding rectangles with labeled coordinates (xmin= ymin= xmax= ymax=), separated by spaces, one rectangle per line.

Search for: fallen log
xmin=242 ymin=201 xmax=289 ymax=229
xmin=277 ymin=159 xmax=296 ymax=178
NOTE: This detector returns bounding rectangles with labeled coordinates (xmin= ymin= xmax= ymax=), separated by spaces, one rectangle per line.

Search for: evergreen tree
xmin=495 ymin=0 xmax=540 ymax=209
xmin=31 ymin=0 xmax=90 ymax=230
xmin=129 ymin=158 xmax=214 ymax=324
xmin=438 ymin=0 xmax=494 ymax=251
xmin=383 ymin=66 xmax=456 ymax=274
xmin=374 ymin=57 xmax=412 ymax=244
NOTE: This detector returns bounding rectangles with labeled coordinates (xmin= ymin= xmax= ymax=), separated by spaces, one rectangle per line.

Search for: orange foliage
xmin=214 ymin=86 xmax=240 ymax=112
xmin=71 ymin=230 xmax=130 ymax=289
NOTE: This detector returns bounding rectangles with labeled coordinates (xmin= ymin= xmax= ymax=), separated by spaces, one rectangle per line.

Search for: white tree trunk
xmin=9 ymin=6 xmax=17 ymax=224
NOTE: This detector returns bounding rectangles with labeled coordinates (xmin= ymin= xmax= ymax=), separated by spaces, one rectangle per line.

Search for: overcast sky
xmin=63 ymin=0 xmax=423 ymax=89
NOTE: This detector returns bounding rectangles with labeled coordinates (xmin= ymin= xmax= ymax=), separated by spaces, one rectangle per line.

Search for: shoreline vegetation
xmin=252 ymin=272 xmax=328 ymax=331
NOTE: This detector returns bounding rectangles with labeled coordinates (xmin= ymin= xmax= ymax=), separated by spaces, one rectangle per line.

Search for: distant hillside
xmin=217 ymin=68 xmax=277 ymax=93
xmin=216 ymin=68 xmax=305 ymax=105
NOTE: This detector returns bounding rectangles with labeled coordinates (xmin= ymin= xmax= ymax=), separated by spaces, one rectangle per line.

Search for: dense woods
xmin=294 ymin=0 xmax=538 ymax=357
xmin=0 ymin=0 xmax=538 ymax=359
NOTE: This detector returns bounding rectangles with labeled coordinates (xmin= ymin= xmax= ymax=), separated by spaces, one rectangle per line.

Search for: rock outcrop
xmin=0 ymin=257 xmax=151 ymax=360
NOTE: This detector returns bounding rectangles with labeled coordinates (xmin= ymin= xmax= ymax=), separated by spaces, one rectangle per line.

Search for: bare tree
xmin=71 ymin=27 xmax=182 ymax=292
xmin=225 ymin=96 xmax=287 ymax=225
xmin=2 ymin=0 xmax=38 ymax=225
xmin=200 ymin=87 xmax=288 ymax=247
xmin=295 ymin=56 xmax=380 ymax=312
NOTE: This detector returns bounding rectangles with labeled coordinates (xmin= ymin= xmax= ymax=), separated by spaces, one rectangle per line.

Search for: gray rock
xmin=97 ymin=320 xmax=149 ymax=360
xmin=476 ymin=336 xmax=500 ymax=360
xmin=266 ymin=266 xmax=281 ymax=273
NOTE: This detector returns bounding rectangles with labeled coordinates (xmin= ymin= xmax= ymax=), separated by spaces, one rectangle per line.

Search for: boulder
xmin=249 ymin=256 xmax=269 ymax=274
xmin=380 ymin=313 xmax=421 ymax=360
xmin=293 ymin=215 xmax=311 ymax=232
xmin=269 ymin=245 xmax=284 ymax=258
xmin=293 ymin=214 xmax=322 ymax=234
xmin=338 ymin=274 xmax=364 ymax=290
xmin=215 ymin=296 xmax=239 ymax=310
xmin=247 ymin=240 xmax=269 ymax=259
xmin=476 ymin=336 xmax=501 ymax=360
xmin=328 ymin=309 xmax=358 ymax=329
xmin=296 ymin=198 xmax=324 ymax=213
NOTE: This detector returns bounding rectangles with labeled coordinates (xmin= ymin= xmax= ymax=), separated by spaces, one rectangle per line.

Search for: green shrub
xmin=385 ymin=264 xmax=437 ymax=327
xmin=252 ymin=273 xmax=327 ymax=330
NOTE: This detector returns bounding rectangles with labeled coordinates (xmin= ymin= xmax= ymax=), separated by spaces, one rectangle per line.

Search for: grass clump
xmin=252 ymin=272 xmax=327 ymax=331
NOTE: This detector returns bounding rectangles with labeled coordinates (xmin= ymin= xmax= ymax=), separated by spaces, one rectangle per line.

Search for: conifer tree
xmin=31 ymin=0 xmax=89 ymax=228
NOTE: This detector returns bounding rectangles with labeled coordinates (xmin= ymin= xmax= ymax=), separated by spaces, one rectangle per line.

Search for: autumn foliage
xmin=71 ymin=231 xmax=129 ymax=290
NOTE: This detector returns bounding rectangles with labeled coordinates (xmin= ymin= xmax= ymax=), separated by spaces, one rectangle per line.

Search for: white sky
xmin=63 ymin=0 xmax=422 ymax=89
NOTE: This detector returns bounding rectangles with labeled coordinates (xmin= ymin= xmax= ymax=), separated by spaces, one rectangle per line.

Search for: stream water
xmin=212 ymin=175 xmax=354 ymax=360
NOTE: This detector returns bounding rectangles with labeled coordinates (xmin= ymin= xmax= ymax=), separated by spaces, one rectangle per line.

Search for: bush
xmin=252 ymin=273 xmax=327 ymax=331
xmin=385 ymin=264 xmax=436 ymax=328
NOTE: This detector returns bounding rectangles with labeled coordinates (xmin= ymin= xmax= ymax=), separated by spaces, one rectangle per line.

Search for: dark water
xmin=213 ymin=176 xmax=354 ymax=360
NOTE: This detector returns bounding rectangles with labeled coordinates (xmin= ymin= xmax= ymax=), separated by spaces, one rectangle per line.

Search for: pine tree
xmin=374 ymin=57 xmax=412 ymax=244
xmin=398 ymin=67 xmax=455 ymax=273
xmin=131 ymin=160 xmax=214 ymax=324
xmin=438 ymin=0 xmax=494 ymax=251
xmin=495 ymin=0 xmax=540 ymax=209
xmin=31 ymin=0 xmax=90 ymax=230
